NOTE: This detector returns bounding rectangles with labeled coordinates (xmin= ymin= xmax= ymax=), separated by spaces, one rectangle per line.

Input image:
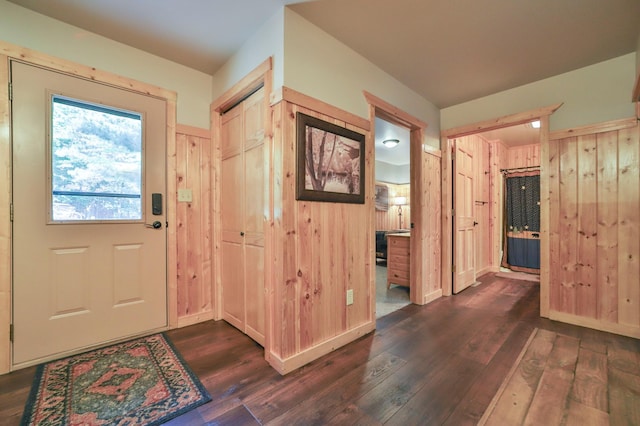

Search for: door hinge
xmin=452 ymin=264 xmax=456 ymax=273
xmin=451 ymin=209 xmax=455 ymax=217
xmin=10 ymin=204 xmax=13 ymax=222
xmin=8 ymin=82 xmax=12 ymax=101
xmin=9 ymin=324 xmax=13 ymax=342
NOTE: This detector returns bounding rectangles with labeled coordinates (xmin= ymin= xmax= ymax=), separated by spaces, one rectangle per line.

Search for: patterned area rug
xmin=21 ymin=333 xmax=211 ymax=425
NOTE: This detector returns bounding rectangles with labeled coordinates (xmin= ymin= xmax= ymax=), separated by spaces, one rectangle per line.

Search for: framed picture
xmin=375 ymin=184 xmax=389 ymax=211
xmin=296 ymin=112 xmax=365 ymax=204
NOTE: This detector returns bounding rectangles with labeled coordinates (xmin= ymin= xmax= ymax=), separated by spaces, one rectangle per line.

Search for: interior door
xmin=220 ymin=87 xmax=265 ymax=345
xmin=453 ymin=137 xmax=476 ymax=293
xmin=12 ymin=61 xmax=167 ymax=366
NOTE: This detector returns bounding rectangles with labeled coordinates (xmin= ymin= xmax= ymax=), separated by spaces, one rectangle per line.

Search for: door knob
xmin=146 ymin=221 xmax=162 ymax=229
xmin=240 ymin=231 xmax=245 ymax=237
xmin=473 ymin=221 xmax=479 ymax=226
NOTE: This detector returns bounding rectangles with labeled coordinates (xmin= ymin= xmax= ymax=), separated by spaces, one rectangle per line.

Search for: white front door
xmin=453 ymin=138 xmax=476 ymax=293
xmin=12 ymin=61 xmax=167 ymax=366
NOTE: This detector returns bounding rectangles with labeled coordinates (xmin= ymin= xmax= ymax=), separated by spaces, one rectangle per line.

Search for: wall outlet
xmin=177 ymin=189 xmax=193 ymax=202
xmin=346 ymin=289 xmax=354 ymax=306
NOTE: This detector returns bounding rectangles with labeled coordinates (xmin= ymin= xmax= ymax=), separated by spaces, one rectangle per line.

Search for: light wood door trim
xmin=211 ymin=58 xmax=273 ymax=354
xmin=363 ymin=91 xmax=432 ymax=306
xmin=0 ymin=54 xmax=11 ymax=374
xmin=440 ymin=104 xmax=561 ymax=311
xmin=0 ymin=40 xmax=178 ymax=374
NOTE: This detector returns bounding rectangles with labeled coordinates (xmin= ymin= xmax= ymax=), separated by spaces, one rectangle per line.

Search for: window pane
xmin=51 ymin=95 xmax=143 ymax=221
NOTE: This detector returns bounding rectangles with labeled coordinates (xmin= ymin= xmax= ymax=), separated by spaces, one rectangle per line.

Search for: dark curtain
xmin=501 ymin=170 xmax=540 ymax=273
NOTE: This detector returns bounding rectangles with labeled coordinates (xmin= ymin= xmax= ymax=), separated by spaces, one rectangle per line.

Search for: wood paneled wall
xmin=507 ymin=143 xmax=541 ymax=169
xmin=416 ymin=150 xmax=442 ymax=303
xmin=547 ymin=118 xmax=640 ymax=338
xmin=375 ymin=182 xmax=410 ymax=230
xmin=269 ymin=89 xmax=375 ymax=374
xmin=175 ymin=125 xmax=214 ymax=327
xmin=490 ymin=141 xmax=508 ymax=272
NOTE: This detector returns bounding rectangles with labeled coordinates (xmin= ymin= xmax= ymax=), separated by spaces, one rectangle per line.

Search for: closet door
xmin=243 ymin=88 xmax=266 ymax=344
xmin=221 ymin=105 xmax=245 ymax=330
xmin=220 ymin=87 xmax=266 ymax=345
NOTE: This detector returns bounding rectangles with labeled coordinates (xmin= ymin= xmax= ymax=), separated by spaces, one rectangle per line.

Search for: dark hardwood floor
xmin=1 ymin=273 xmax=639 ymax=425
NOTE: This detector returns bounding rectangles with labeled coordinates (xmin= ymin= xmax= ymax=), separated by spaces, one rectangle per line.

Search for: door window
xmin=50 ymin=95 xmax=143 ymax=222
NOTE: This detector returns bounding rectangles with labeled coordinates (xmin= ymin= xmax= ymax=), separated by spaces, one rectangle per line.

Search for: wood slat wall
xmin=507 ymin=144 xmax=541 ymax=169
xmin=490 ymin=141 xmax=508 ymax=273
xmin=418 ymin=151 xmax=442 ymax=302
xmin=548 ymin=120 xmax=640 ymax=338
xmin=270 ymin=93 xmax=375 ymax=374
xmin=175 ymin=125 xmax=214 ymax=327
xmin=375 ymin=182 xmax=410 ymax=231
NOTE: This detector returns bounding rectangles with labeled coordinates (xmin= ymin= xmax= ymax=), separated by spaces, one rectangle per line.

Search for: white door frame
xmin=0 ymin=42 xmax=178 ymax=374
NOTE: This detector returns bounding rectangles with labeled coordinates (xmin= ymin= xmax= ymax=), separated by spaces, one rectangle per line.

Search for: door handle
xmin=146 ymin=221 xmax=162 ymax=229
xmin=240 ymin=231 xmax=245 ymax=237
xmin=473 ymin=221 xmax=479 ymax=226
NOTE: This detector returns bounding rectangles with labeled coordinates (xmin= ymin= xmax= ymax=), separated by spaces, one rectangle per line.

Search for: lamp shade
xmin=393 ymin=196 xmax=407 ymax=206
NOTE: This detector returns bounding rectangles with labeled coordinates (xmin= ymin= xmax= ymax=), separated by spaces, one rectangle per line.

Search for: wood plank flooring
xmin=1 ymin=273 xmax=639 ymax=425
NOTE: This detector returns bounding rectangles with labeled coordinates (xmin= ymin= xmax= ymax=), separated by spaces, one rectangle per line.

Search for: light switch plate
xmin=346 ymin=289 xmax=354 ymax=305
xmin=177 ymin=189 xmax=193 ymax=202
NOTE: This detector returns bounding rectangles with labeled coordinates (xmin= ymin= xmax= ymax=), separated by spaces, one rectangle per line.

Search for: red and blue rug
xmin=21 ymin=333 xmax=211 ymax=425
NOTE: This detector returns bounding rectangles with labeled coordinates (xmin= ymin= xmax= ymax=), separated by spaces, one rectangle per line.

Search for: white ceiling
xmin=8 ymin=0 xmax=638 ymax=163
xmin=292 ymin=0 xmax=640 ymax=108
xmin=6 ymin=0 xmax=313 ymax=74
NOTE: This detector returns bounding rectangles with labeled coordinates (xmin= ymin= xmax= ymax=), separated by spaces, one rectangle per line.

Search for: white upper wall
xmin=211 ymin=9 xmax=285 ymax=101
xmin=375 ymin=161 xmax=410 ymax=185
xmin=283 ymin=9 xmax=440 ymax=148
xmin=442 ymin=53 xmax=636 ymax=132
xmin=0 ymin=0 xmax=212 ymax=129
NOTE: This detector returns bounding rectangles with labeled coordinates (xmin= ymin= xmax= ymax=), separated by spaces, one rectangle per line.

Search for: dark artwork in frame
xmin=296 ymin=112 xmax=365 ymax=204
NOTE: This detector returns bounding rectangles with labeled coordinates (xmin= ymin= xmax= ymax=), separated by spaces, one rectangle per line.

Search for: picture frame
xmin=375 ymin=184 xmax=389 ymax=211
xmin=296 ymin=112 xmax=365 ymax=204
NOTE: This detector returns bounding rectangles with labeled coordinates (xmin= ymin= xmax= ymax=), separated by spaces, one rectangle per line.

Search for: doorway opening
xmin=448 ymin=122 xmax=541 ymax=293
xmin=374 ymin=116 xmax=412 ymax=318
xmin=364 ymin=91 xmax=433 ymax=318
xmin=441 ymin=104 xmax=561 ymax=307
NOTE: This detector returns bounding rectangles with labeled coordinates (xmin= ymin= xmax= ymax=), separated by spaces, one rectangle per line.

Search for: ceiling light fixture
xmin=382 ymin=138 xmax=399 ymax=148
xmin=530 ymin=120 xmax=541 ymax=129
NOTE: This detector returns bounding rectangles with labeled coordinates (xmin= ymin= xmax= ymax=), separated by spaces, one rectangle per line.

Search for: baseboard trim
xmin=423 ymin=289 xmax=442 ymax=304
xmin=267 ymin=321 xmax=376 ymax=375
xmin=549 ymin=310 xmax=640 ymax=339
xmin=176 ymin=311 xmax=215 ymax=328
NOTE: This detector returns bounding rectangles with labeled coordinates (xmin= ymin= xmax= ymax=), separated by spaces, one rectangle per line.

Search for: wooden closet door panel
xmin=221 ymin=154 xmax=244 ymax=235
xmin=222 ymin=241 xmax=244 ymax=330
xmin=221 ymin=107 xmax=242 ymax=160
xmin=244 ymin=144 xmax=264 ymax=238
xmin=245 ymin=244 xmax=265 ymax=345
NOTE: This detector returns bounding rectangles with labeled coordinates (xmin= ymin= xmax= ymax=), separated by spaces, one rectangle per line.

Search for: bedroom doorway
xmin=364 ymin=91 xmax=431 ymax=318
xmin=373 ymin=116 xmax=412 ymax=318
